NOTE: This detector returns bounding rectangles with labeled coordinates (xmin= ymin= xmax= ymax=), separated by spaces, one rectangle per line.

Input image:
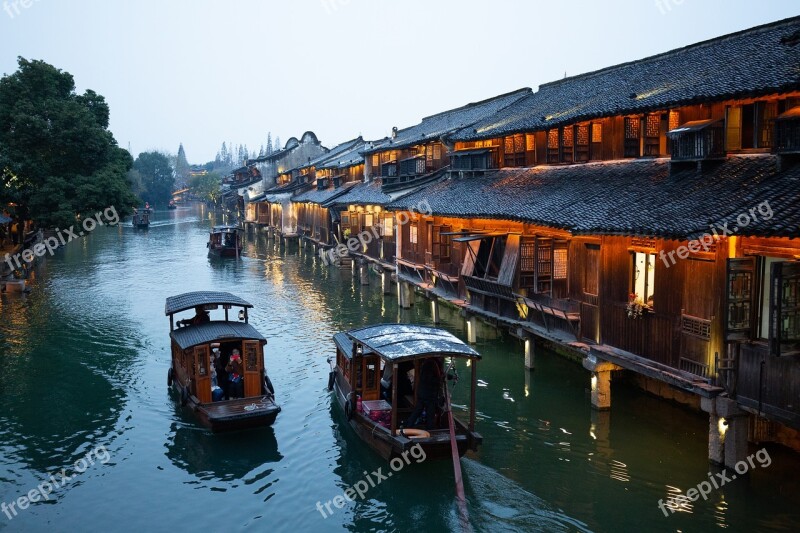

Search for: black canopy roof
xmin=170 ymin=321 xmax=266 ymax=350
xmin=341 ymin=324 xmax=480 ymax=362
xmin=165 ymin=291 xmax=253 ymax=316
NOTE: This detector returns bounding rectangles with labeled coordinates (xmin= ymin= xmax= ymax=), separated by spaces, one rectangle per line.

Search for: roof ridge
xmin=419 ymin=87 xmax=531 ymax=122
xmin=540 ymin=15 xmax=800 ymax=91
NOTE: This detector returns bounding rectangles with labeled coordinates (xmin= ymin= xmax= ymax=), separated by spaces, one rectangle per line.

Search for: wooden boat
xmin=132 ymin=208 xmax=151 ymax=229
xmin=165 ymin=291 xmax=280 ymax=432
xmin=329 ymin=324 xmax=482 ymax=460
xmin=207 ymin=225 xmax=243 ymax=258
xmin=168 ymin=200 xmax=177 ymax=210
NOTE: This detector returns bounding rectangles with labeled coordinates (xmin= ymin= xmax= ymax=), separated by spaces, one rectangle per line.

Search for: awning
xmin=667 ymin=119 xmax=723 ymax=136
xmin=452 ymin=232 xmax=508 ymax=243
xmin=776 ymin=106 xmax=800 ymax=121
xmin=449 ymin=148 xmax=491 ymax=157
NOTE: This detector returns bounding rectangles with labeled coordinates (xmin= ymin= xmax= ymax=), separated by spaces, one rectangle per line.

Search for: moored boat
xmin=329 ymin=324 xmax=482 ymax=460
xmin=165 ymin=291 xmax=280 ymax=432
xmin=168 ymin=200 xmax=177 ymax=210
xmin=208 ymin=225 xmax=243 ymax=257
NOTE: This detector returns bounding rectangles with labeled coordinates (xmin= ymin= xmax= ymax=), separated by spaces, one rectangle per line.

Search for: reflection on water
xmin=0 ymin=204 xmax=799 ymax=532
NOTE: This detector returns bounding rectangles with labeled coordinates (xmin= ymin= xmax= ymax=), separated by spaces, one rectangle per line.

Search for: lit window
xmin=554 ymin=248 xmax=567 ymax=279
xmin=632 ymin=252 xmax=656 ymax=305
xmin=410 ymin=226 xmax=418 ymax=244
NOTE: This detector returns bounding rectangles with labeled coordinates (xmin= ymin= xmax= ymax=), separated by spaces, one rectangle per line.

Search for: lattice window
xmin=644 ymin=114 xmax=661 ymax=156
xmin=513 ymin=134 xmax=525 ymax=153
xmin=728 ymin=271 xmax=752 ymax=331
xmin=631 ymin=237 xmax=656 ymax=250
xmin=624 ymin=117 xmax=641 ymax=157
xmin=245 ymin=342 xmax=259 ymax=372
xmin=547 ymin=129 xmax=560 ymax=163
xmin=520 ymin=241 xmax=536 ymax=272
xmin=554 ymin=248 xmax=568 ymax=279
xmin=537 ymin=244 xmax=552 ymax=276
xmin=576 ymin=124 xmax=590 ymax=162
xmin=504 ymin=136 xmax=514 ymax=153
xmin=592 ymin=123 xmax=603 ymax=143
xmin=669 ymin=110 xmax=681 ymax=132
xmin=682 ymin=315 xmax=711 ymax=339
xmin=526 ymin=134 xmax=535 ymax=152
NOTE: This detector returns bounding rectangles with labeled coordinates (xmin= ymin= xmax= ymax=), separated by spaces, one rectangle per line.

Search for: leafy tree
xmin=188 ymin=171 xmax=221 ymax=204
xmin=0 ymin=57 xmax=137 ymax=228
xmin=134 ymin=151 xmax=174 ymax=206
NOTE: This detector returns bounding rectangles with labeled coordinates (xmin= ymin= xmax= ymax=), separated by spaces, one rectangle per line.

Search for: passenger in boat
xmin=381 ymin=362 xmax=413 ymax=404
xmin=226 ymin=349 xmax=244 ymax=399
xmin=406 ymin=358 xmax=443 ymax=430
xmin=214 ymin=351 xmax=229 ymax=400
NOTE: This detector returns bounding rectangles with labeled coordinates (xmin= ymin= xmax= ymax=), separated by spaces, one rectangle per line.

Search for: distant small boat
xmin=165 ymin=291 xmax=281 ymax=432
xmin=208 ymin=225 xmax=243 ymax=258
xmin=329 ymin=324 xmax=483 ymax=460
xmin=132 ymin=207 xmax=151 ymax=229
xmin=168 ymin=200 xmax=177 ymax=210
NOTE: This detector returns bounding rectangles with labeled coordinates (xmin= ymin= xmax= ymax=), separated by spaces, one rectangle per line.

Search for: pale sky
xmin=0 ymin=0 xmax=797 ymax=163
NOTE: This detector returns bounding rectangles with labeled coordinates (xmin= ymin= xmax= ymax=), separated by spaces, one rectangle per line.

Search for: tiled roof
xmin=293 ymin=181 xmax=358 ymax=205
xmin=387 ymin=155 xmax=800 ymax=239
xmin=306 ymin=137 xmax=364 ymax=169
xmin=323 ymin=180 xmax=394 ymax=207
xmin=363 ymin=88 xmax=531 ymax=154
xmin=450 ymin=16 xmax=800 ymax=141
xmin=318 ymin=142 xmax=368 ymax=170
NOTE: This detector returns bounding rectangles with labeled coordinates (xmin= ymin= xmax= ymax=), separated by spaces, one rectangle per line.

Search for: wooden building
xmin=386 ymin=16 xmax=800 ymax=463
xmin=293 ymin=137 xmax=368 ymax=248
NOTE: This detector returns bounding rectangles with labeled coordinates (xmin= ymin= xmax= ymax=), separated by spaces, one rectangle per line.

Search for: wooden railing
xmin=670 ymin=125 xmax=725 ymax=161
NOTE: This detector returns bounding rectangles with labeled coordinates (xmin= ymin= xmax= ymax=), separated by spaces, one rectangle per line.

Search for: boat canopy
xmin=342 ymin=324 xmax=480 ymax=362
xmin=165 ymin=291 xmax=253 ymax=316
xmin=170 ymin=321 xmax=266 ymax=350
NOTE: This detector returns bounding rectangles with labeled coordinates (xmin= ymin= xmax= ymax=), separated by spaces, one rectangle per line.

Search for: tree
xmin=134 ymin=151 xmax=174 ymax=206
xmin=274 ymin=136 xmax=281 ymax=152
xmin=266 ymin=132 xmax=273 ymax=155
xmin=188 ymin=171 xmax=222 ymax=204
xmin=0 ymin=58 xmax=137 ymax=228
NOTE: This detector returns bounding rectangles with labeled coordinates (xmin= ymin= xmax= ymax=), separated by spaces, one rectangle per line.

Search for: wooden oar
xmin=444 ymin=379 xmax=472 ymax=532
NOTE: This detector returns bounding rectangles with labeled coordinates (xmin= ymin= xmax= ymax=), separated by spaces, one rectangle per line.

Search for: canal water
xmin=1 ymin=204 xmax=799 ymax=532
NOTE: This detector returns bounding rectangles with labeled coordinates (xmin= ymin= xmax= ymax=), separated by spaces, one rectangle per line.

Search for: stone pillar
xmin=398 ymin=281 xmax=414 ymax=309
xmin=701 ymin=395 xmax=748 ymax=467
xmin=382 ymin=271 xmax=392 ymax=295
xmin=360 ymin=260 xmax=370 ymax=286
xmin=431 ymin=298 xmax=441 ymax=324
xmin=582 ymin=356 xmax=619 ymax=410
xmin=466 ymin=316 xmax=478 ymax=344
xmin=524 ymin=337 xmax=535 ymax=370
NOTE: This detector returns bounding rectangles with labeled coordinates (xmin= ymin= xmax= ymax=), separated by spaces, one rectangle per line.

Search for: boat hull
xmin=331 ymin=370 xmax=480 ymax=460
xmin=173 ymin=384 xmax=280 ymax=432
xmin=208 ymin=246 xmax=240 ymax=258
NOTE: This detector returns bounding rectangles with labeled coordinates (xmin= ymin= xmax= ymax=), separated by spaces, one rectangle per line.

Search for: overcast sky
xmin=0 ymin=0 xmax=796 ymax=163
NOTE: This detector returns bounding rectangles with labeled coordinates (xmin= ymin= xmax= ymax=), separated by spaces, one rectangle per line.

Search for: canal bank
xmin=0 ymin=205 xmax=798 ymax=532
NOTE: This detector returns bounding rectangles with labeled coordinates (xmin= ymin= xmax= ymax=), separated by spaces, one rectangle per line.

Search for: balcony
xmin=668 ymin=119 xmax=725 ymax=161
xmin=449 ymin=149 xmax=497 ymax=172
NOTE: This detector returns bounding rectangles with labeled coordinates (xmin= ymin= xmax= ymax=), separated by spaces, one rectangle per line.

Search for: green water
xmin=1 ymin=204 xmax=798 ymax=532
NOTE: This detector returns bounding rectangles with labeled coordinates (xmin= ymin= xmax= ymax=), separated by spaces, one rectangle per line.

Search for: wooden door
xmin=194 ymin=345 xmax=211 ymax=404
xmin=243 ymin=340 xmax=263 ymax=397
